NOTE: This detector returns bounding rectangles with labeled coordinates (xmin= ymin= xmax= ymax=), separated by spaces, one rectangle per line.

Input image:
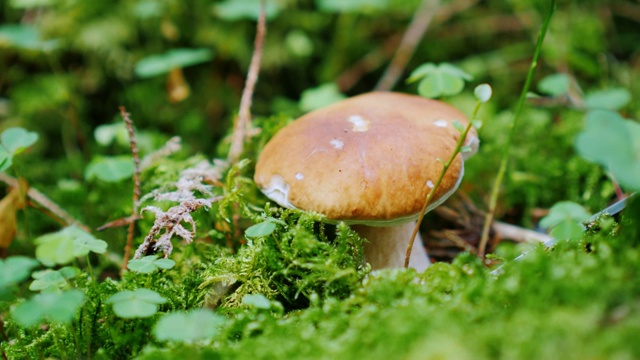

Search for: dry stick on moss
xmin=405 ymin=103 xmax=482 ymax=268
xmin=228 ymin=1 xmax=267 ymax=164
xmin=119 ymin=106 xmax=141 ymax=272
xmin=375 ymin=0 xmax=439 ymax=91
xmin=478 ymin=1 xmax=556 ymax=258
xmin=0 ymin=172 xmax=91 ymax=232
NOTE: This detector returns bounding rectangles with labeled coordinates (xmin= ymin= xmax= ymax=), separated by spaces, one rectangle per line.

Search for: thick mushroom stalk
xmin=254 ymin=92 xmax=478 ymax=272
xmin=353 ymin=222 xmax=429 ymax=271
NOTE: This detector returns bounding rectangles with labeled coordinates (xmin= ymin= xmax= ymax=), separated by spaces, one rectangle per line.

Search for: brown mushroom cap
xmin=254 ymin=92 xmax=477 ymax=225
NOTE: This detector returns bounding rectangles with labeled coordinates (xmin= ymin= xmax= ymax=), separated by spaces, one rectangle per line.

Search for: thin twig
xmin=375 ymin=0 xmax=439 ymax=91
xmin=228 ymin=1 xmax=267 ymax=163
xmin=0 ymin=172 xmax=91 ymax=232
xmin=478 ymin=0 xmax=556 ymax=258
xmin=119 ymin=106 xmax=141 ymax=272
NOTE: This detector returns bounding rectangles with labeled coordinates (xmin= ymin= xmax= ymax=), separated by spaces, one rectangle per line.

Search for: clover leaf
xmin=153 ymin=308 xmax=226 ymax=343
xmin=35 ymin=225 xmax=107 ymax=266
xmin=408 ymin=62 xmax=472 ymax=98
xmin=127 ymin=255 xmax=176 ymax=274
xmin=540 ymin=201 xmax=591 ymax=241
xmin=11 ymin=289 xmax=85 ymax=327
xmin=574 ymin=110 xmax=640 ymax=191
xmin=0 ymin=256 xmax=40 ymax=289
xmin=107 ymin=288 xmax=167 ymax=318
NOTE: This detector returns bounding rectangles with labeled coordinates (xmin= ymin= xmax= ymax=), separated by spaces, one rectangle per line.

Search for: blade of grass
xmin=478 ymin=0 xmax=557 ymax=258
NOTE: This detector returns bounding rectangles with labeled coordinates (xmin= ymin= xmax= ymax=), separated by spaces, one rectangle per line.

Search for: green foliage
xmin=537 ymin=73 xmax=570 ymax=96
xmin=575 ymin=109 xmax=640 ymax=191
xmin=0 ymin=126 xmax=39 ymax=171
xmin=34 ymin=225 xmax=107 ymax=266
xmin=408 ymin=62 xmax=473 ymax=98
xmin=153 ymin=308 xmax=225 ymax=343
xmin=12 ymin=289 xmax=85 ymax=327
xmin=85 ymin=156 xmax=135 ymax=182
xmin=128 ymin=255 xmax=176 ymax=274
xmin=299 ymin=83 xmax=346 ymax=112
xmin=0 ymin=256 xmax=40 ymax=298
xmin=1 ymin=1 xmax=640 ymax=359
xmin=135 ymin=48 xmax=214 ymax=78
xmin=106 ymin=288 xmax=167 ymax=319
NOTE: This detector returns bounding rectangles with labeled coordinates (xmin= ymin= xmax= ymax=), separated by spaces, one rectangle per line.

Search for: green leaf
xmin=128 ymin=255 xmax=176 ymax=274
xmin=12 ymin=290 xmax=85 ymax=327
xmin=317 ymin=0 xmax=389 ymax=13
xmin=153 ymin=309 xmax=225 ymax=343
xmin=242 ymin=294 xmax=272 ymax=309
xmin=0 ymin=256 xmax=40 ymax=288
xmin=0 ymin=127 xmax=39 ymax=156
xmin=0 ymin=149 xmax=11 ymax=171
xmin=35 ymin=225 xmax=104 ymax=266
xmin=575 ymin=110 xmax=640 ymax=191
xmin=74 ymin=236 xmax=108 ymax=256
xmin=537 ymin=73 xmax=570 ymax=96
xmin=214 ymin=0 xmax=282 ymax=21
xmin=85 ymin=156 xmax=134 ymax=182
xmin=94 ymin=123 xmax=128 ymax=146
xmin=584 ymin=88 xmax=631 ymax=110
xmin=245 ymin=221 xmax=276 ymax=238
xmin=549 ymin=221 xmax=585 ymax=241
xmin=0 ymin=24 xmax=59 ymax=51
xmin=106 ymin=288 xmax=167 ymax=318
xmin=29 ymin=267 xmax=80 ymax=291
xmin=299 ymin=83 xmax=346 ymax=112
xmin=409 ymin=63 xmax=472 ymax=98
xmin=135 ymin=48 xmax=214 ymax=78
xmin=539 ymin=201 xmax=591 ymax=229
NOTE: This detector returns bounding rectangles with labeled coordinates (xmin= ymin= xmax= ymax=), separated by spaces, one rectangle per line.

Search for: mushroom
xmin=254 ymin=92 xmax=478 ymax=271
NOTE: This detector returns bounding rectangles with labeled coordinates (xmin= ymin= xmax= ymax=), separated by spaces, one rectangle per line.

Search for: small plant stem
xmin=405 ymin=101 xmax=483 ymax=268
xmin=119 ymin=107 xmax=141 ymax=273
xmin=228 ymin=0 xmax=266 ymax=164
xmin=478 ymin=0 xmax=556 ymax=258
xmin=85 ymin=254 xmax=94 ymax=279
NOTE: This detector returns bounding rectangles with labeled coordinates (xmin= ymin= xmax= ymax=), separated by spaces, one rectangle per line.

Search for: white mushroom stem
xmin=352 ymin=221 xmax=430 ymax=272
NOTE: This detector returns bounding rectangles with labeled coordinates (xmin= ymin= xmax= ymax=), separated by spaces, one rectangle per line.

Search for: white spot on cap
xmin=434 ymin=119 xmax=448 ymax=128
xmin=348 ymin=115 xmax=370 ymax=132
xmin=330 ymin=138 xmax=344 ymax=150
xmin=261 ymin=175 xmax=294 ymax=208
xmin=426 ymin=180 xmax=434 ymax=188
xmin=295 ymin=172 xmax=304 ymax=180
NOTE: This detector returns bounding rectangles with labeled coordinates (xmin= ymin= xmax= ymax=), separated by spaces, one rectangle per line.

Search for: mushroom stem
xmin=352 ymin=221 xmax=430 ymax=272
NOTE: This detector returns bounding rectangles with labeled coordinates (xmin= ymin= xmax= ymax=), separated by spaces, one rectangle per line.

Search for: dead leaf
xmin=166 ymin=67 xmax=190 ymax=103
xmin=0 ymin=179 xmax=28 ymax=249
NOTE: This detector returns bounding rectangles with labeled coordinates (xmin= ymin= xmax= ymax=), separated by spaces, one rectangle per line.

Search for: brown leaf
xmin=0 ymin=179 xmax=28 ymax=249
xmin=166 ymin=67 xmax=190 ymax=103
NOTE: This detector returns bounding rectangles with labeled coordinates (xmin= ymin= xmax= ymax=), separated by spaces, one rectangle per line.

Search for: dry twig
xmin=228 ymin=1 xmax=267 ymax=163
xmin=119 ymin=107 xmax=141 ymax=271
xmin=375 ymin=0 xmax=440 ymax=91
xmin=0 ymin=172 xmax=90 ymax=232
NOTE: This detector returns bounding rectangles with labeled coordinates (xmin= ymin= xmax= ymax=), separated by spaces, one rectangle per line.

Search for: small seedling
xmin=34 ymin=225 xmax=107 ymax=266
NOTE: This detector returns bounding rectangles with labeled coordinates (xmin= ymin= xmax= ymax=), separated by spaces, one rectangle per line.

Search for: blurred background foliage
xmin=0 ymin=0 xmax=638 ymax=245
